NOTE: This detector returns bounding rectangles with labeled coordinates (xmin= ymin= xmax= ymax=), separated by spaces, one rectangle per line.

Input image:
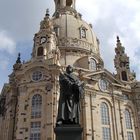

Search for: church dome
xmin=51 ymin=0 xmax=100 ymax=55
xmin=52 ymin=13 xmax=100 ymax=54
xmin=32 ymin=0 xmax=103 ymax=67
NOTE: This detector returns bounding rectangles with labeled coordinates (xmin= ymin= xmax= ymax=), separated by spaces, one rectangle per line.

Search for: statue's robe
xmin=57 ymin=72 xmax=84 ymax=124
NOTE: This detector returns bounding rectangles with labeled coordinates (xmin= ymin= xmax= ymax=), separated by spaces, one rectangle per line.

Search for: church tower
xmin=32 ymin=9 xmax=60 ymax=65
xmin=0 ymin=0 xmax=140 ymax=140
xmin=114 ymin=36 xmax=136 ymax=82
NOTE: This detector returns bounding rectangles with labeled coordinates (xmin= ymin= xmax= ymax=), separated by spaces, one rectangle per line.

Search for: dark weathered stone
xmin=54 ymin=125 xmax=83 ymax=140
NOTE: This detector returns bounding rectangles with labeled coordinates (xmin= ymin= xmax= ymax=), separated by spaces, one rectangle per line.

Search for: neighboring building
xmin=0 ymin=0 xmax=140 ymax=140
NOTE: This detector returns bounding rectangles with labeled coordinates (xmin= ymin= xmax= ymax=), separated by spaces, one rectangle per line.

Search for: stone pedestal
xmin=54 ymin=125 xmax=83 ymax=140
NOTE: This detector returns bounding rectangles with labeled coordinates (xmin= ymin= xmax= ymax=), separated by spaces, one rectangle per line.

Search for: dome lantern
xmin=54 ymin=0 xmax=76 ymax=10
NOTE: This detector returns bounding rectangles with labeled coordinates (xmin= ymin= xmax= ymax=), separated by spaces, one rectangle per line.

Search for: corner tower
xmin=32 ymin=10 xmax=60 ymax=65
xmin=114 ymin=36 xmax=136 ymax=82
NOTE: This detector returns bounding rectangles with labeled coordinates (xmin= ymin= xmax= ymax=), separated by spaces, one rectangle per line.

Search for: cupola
xmin=114 ymin=36 xmax=136 ymax=82
xmin=32 ymin=9 xmax=60 ymax=65
xmin=54 ymin=0 xmax=76 ymax=11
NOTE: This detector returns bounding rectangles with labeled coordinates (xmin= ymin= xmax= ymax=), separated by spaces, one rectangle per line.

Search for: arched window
xmin=122 ymin=71 xmax=128 ymax=81
xmin=37 ymin=47 xmax=43 ymax=56
xmin=101 ymin=102 xmax=110 ymax=125
xmin=125 ymin=109 xmax=135 ymax=140
xmin=125 ymin=110 xmax=132 ymax=129
xmin=101 ymin=102 xmax=111 ymax=140
xmin=31 ymin=94 xmax=42 ymax=118
xmin=89 ymin=58 xmax=96 ymax=71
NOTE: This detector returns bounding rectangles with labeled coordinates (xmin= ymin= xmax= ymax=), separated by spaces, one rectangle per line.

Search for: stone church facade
xmin=0 ymin=0 xmax=140 ymax=140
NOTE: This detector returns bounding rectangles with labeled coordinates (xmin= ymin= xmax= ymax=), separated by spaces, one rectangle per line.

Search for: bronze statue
xmin=56 ymin=65 xmax=84 ymax=126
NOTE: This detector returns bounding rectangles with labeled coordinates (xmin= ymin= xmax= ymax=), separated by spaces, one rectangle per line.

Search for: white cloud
xmin=0 ymin=31 xmax=16 ymax=54
xmin=0 ymin=0 xmax=140 ymax=80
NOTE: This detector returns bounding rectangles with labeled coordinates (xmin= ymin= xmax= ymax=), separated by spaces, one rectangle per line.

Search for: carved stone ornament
xmin=13 ymin=63 xmax=22 ymax=71
xmin=44 ymin=73 xmax=52 ymax=81
xmin=58 ymin=37 xmax=96 ymax=52
xmin=46 ymin=82 xmax=53 ymax=92
xmin=40 ymin=16 xmax=53 ymax=32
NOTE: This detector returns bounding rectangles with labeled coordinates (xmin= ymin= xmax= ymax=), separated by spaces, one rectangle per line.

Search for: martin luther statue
xmin=56 ymin=65 xmax=84 ymax=126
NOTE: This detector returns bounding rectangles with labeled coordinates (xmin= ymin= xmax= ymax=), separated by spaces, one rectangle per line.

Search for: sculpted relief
xmin=58 ymin=37 xmax=97 ymax=53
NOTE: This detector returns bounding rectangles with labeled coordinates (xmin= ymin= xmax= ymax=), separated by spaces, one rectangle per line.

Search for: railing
xmin=58 ymin=38 xmax=98 ymax=53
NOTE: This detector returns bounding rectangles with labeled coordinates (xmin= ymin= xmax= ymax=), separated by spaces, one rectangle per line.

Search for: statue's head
xmin=66 ymin=65 xmax=73 ymax=74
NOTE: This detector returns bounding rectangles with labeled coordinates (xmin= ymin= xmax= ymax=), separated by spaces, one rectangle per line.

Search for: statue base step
xmin=54 ymin=125 xmax=83 ymax=140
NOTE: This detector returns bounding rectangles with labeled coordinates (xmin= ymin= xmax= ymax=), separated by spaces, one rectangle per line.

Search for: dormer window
xmin=80 ymin=27 xmax=87 ymax=39
xmin=89 ymin=58 xmax=96 ymax=71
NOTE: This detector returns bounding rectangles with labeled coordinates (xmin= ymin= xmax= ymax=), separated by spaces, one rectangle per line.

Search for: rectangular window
xmin=127 ymin=132 xmax=134 ymax=140
xmin=101 ymin=106 xmax=110 ymax=125
xmin=102 ymin=127 xmax=111 ymax=140
xmin=30 ymin=122 xmax=41 ymax=140
xmin=80 ymin=27 xmax=87 ymax=39
xmin=31 ymin=107 xmax=41 ymax=119
xmin=125 ymin=110 xmax=132 ymax=129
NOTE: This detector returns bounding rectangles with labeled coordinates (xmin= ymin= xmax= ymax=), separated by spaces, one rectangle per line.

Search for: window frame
xmin=100 ymin=102 xmax=112 ymax=140
xmin=101 ymin=102 xmax=110 ymax=125
xmin=30 ymin=122 xmax=41 ymax=140
xmin=99 ymin=79 xmax=108 ymax=91
xmin=31 ymin=94 xmax=42 ymax=119
xmin=32 ymin=71 xmax=43 ymax=82
xmin=80 ymin=26 xmax=87 ymax=39
xmin=89 ymin=58 xmax=97 ymax=71
xmin=124 ymin=109 xmax=135 ymax=140
xmin=102 ymin=127 xmax=111 ymax=140
xmin=127 ymin=132 xmax=134 ymax=140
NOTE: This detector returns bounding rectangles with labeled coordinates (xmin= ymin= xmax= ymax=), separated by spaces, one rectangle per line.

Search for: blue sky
xmin=0 ymin=0 xmax=140 ymax=92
